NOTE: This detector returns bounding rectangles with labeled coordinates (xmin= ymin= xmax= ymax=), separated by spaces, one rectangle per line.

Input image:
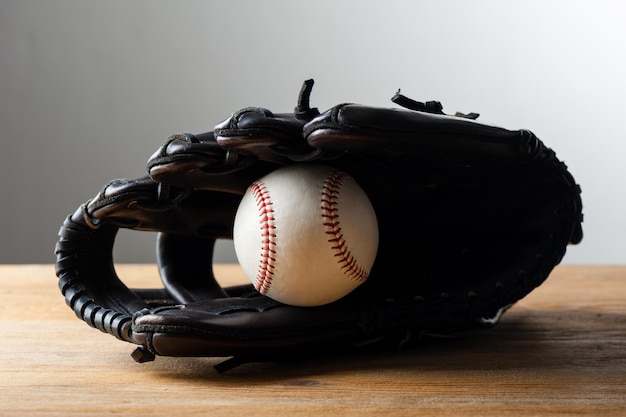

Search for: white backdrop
xmin=1 ymin=0 xmax=623 ymax=264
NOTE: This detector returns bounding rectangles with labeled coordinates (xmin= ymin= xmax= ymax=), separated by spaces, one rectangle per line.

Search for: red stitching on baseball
xmin=250 ymin=181 xmax=276 ymax=294
xmin=322 ymin=170 xmax=370 ymax=283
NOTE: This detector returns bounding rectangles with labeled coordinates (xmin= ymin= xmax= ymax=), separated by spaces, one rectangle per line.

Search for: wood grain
xmin=1 ymin=264 xmax=625 ymax=416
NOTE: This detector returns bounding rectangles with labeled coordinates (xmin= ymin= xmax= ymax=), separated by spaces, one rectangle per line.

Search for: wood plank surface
xmin=1 ymin=264 xmax=625 ymax=416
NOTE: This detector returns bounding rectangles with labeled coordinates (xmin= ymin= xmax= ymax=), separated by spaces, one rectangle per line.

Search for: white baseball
xmin=233 ymin=164 xmax=379 ymax=307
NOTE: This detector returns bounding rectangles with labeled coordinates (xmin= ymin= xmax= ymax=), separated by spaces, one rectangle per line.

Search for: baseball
xmin=233 ymin=164 xmax=379 ymax=307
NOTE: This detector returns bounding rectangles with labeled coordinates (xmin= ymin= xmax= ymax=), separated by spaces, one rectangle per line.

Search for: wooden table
xmin=1 ymin=264 xmax=625 ymax=416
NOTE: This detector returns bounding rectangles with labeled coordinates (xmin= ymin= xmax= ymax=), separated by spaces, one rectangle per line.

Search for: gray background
xmin=1 ymin=0 xmax=623 ymax=264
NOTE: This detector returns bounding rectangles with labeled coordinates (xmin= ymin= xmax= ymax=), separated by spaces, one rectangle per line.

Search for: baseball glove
xmin=55 ymin=79 xmax=583 ymax=371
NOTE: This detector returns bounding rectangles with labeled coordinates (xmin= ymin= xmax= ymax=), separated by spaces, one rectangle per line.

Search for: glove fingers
xmin=214 ymin=107 xmax=313 ymax=161
xmin=55 ymin=175 xmax=243 ymax=342
xmin=303 ymin=103 xmax=539 ymax=163
xmin=55 ymin=210 xmax=148 ymax=342
xmin=148 ymin=131 xmax=280 ymax=194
